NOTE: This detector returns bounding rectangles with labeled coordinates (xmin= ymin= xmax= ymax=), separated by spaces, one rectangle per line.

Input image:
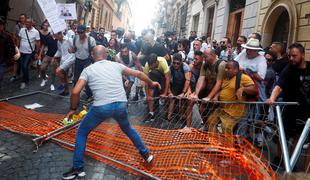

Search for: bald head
xmin=92 ymin=45 xmax=107 ymax=62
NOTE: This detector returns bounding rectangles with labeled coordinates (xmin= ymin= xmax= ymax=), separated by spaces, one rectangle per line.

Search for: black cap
xmin=77 ymin=25 xmax=86 ymax=33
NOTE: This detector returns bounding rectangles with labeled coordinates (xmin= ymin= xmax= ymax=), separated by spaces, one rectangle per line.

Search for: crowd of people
xmin=0 ymin=14 xmax=309 ymax=177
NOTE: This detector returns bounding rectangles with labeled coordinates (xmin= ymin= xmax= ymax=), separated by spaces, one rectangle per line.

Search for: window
xmin=180 ymin=2 xmax=188 ymax=30
xmin=192 ymin=13 xmax=199 ymax=32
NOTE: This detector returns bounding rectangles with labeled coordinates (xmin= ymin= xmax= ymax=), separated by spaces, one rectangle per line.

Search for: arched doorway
xmin=272 ymin=10 xmax=289 ymax=49
xmin=261 ymin=1 xmax=297 ymax=48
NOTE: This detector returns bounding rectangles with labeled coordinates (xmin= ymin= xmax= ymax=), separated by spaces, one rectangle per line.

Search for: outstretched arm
xmin=123 ymin=67 xmax=161 ymax=90
xmin=65 ymin=79 xmax=87 ymax=119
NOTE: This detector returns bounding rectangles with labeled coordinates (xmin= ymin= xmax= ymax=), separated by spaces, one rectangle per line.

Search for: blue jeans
xmin=20 ymin=53 xmax=34 ymax=83
xmin=73 ymin=102 xmax=149 ymax=169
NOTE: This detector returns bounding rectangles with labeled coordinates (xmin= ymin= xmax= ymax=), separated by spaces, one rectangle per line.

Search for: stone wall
xmin=257 ymin=0 xmax=310 ymax=59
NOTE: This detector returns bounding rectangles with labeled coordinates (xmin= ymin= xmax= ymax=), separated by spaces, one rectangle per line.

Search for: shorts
xmin=59 ymin=57 xmax=75 ymax=72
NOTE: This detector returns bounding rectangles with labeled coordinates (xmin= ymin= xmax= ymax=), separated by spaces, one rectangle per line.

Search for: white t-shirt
xmin=19 ymin=27 xmax=40 ymax=54
xmin=73 ymin=35 xmax=96 ymax=60
xmin=79 ymin=60 xmax=127 ymax=106
xmin=235 ymin=51 xmax=267 ymax=79
xmin=54 ymin=37 xmax=75 ymax=64
xmin=66 ymin=29 xmax=75 ymax=39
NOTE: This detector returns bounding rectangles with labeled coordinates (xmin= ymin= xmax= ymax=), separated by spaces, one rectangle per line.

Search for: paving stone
xmin=0 ymin=131 xmax=140 ymax=179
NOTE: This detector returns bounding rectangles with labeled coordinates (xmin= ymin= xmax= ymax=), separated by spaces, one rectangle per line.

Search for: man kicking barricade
xmin=62 ymin=45 xmax=160 ymax=180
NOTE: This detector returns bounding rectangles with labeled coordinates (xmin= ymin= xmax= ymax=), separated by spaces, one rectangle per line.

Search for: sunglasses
xmin=173 ymin=61 xmax=181 ymax=65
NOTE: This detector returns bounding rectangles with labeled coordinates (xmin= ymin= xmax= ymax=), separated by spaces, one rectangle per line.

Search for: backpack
xmin=235 ymin=71 xmax=261 ymax=101
xmin=73 ymin=35 xmax=95 ymax=59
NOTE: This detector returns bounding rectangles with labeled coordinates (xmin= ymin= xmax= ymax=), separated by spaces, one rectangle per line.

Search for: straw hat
xmin=241 ymin=38 xmax=263 ymax=51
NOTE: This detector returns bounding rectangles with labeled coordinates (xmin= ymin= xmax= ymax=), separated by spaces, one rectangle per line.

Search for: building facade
xmin=87 ymin=0 xmax=114 ymax=31
xmin=257 ymin=0 xmax=310 ymax=59
xmin=112 ymin=0 xmax=133 ymax=32
xmin=158 ymin=0 xmax=310 ymax=59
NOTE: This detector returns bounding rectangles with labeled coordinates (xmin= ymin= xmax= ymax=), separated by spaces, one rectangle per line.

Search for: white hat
xmin=241 ymin=38 xmax=263 ymax=50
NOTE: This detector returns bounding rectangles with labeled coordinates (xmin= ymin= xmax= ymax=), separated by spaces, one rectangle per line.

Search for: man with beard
xmin=233 ymin=36 xmax=247 ymax=57
xmin=268 ymin=43 xmax=310 ymax=172
xmin=219 ymin=37 xmax=233 ymax=61
xmin=115 ymin=44 xmax=143 ymax=99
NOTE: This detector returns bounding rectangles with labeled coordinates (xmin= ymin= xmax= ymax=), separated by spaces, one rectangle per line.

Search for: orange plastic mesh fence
xmin=0 ymin=102 xmax=276 ymax=179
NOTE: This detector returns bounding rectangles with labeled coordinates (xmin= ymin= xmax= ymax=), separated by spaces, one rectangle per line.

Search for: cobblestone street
xmin=0 ymin=130 xmax=142 ymax=180
xmin=0 ymin=69 xmax=142 ymax=180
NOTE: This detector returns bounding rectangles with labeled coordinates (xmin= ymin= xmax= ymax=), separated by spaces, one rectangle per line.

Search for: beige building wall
xmin=257 ymin=0 xmax=310 ymax=59
xmin=87 ymin=0 xmax=114 ymax=31
xmin=112 ymin=1 xmax=132 ymax=31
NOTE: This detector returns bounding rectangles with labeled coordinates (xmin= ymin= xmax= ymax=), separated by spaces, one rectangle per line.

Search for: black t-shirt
xmin=272 ymin=55 xmax=289 ymax=74
xmin=277 ymin=61 xmax=310 ymax=106
xmin=141 ymin=42 xmax=167 ymax=57
xmin=40 ymin=32 xmax=57 ymax=56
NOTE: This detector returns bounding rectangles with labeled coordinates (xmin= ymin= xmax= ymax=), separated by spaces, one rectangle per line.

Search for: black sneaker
xmin=62 ymin=167 xmax=86 ymax=180
xmin=142 ymin=153 xmax=154 ymax=164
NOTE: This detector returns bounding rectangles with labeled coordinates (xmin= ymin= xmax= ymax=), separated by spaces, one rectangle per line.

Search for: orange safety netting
xmin=0 ymin=102 xmax=276 ymax=179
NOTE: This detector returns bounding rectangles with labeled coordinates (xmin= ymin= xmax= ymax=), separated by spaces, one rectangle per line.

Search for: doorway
xmin=272 ymin=10 xmax=289 ymax=49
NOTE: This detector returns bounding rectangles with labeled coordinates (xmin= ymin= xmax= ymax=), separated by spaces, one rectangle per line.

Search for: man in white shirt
xmin=18 ymin=18 xmax=40 ymax=89
xmin=55 ymin=31 xmax=75 ymax=96
xmin=66 ymin=23 xmax=77 ymax=39
xmin=62 ymin=45 xmax=160 ymax=180
xmin=187 ymin=39 xmax=202 ymax=64
xmin=235 ymin=38 xmax=267 ymax=81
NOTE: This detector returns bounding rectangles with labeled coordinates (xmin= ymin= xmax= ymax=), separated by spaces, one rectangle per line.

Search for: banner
xmin=37 ymin=0 xmax=67 ymax=33
xmin=57 ymin=3 xmax=77 ymax=20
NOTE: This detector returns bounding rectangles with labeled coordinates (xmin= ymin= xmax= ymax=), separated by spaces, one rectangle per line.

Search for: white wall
xmin=213 ymin=0 xmax=230 ymax=41
xmin=187 ymin=0 xmax=204 ymax=36
xmin=242 ymin=0 xmax=259 ymax=37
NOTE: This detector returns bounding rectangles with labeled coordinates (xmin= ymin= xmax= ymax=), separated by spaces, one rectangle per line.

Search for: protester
xmin=115 ymin=44 xmax=142 ymax=99
xmin=0 ymin=19 xmax=17 ymax=88
xmin=39 ymin=20 xmax=58 ymax=90
xmin=69 ymin=25 xmax=96 ymax=99
xmin=144 ymin=53 xmax=170 ymax=122
xmin=18 ymin=18 xmax=41 ymax=89
xmin=167 ymin=53 xmax=190 ymax=120
xmin=62 ymin=45 xmax=160 ymax=179
xmin=268 ymin=43 xmax=310 ymax=172
xmin=95 ymin=27 xmax=108 ymax=47
xmin=187 ymin=39 xmax=202 ymax=64
xmin=54 ymin=31 xmax=75 ymax=96
xmin=207 ymin=60 xmax=257 ymax=134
